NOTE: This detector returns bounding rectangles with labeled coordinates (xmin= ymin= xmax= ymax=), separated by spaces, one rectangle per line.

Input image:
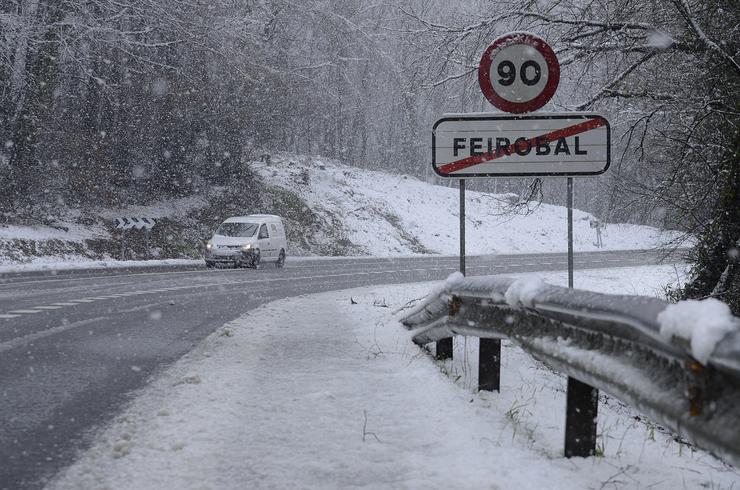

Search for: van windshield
xmin=215 ymin=223 xmax=258 ymax=237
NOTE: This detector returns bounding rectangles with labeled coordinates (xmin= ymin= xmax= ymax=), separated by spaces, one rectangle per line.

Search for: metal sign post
xmin=460 ymin=179 xmax=466 ymax=275
xmin=568 ymin=177 xmax=574 ymax=288
xmin=436 ymin=180 xmax=466 ymax=361
xmin=437 ymin=179 xmax=467 ymax=361
xmin=563 ymin=176 xmax=598 ymax=456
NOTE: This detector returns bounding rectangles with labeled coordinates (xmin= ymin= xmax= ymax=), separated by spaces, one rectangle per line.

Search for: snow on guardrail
xmin=401 ymin=274 xmax=740 ymax=467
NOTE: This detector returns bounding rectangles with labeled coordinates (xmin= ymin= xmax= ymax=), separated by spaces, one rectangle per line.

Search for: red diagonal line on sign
xmin=438 ymin=117 xmax=606 ymax=175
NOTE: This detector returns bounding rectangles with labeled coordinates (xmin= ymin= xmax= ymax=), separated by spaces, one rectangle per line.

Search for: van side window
xmin=258 ymin=224 xmax=269 ymax=239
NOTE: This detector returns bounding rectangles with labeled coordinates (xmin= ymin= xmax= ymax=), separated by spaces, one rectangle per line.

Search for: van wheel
xmin=251 ymin=249 xmax=261 ymax=268
xmin=275 ymin=249 xmax=285 ymax=268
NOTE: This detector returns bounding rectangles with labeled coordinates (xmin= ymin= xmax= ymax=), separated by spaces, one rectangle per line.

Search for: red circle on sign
xmin=478 ymin=33 xmax=560 ymax=114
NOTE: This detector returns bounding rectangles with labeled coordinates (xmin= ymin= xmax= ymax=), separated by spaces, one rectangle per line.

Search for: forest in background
xmin=0 ymin=0 xmax=738 ymax=310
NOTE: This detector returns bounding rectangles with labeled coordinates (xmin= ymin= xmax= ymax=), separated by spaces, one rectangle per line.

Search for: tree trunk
xmin=8 ymin=2 xmax=64 ymax=204
xmin=683 ymin=131 xmax=740 ymax=315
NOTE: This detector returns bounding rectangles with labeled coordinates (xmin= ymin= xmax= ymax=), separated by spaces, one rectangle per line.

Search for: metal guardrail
xmin=401 ymin=275 xmax=740 ymax=467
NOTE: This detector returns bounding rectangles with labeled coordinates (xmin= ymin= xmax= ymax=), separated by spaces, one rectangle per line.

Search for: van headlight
xmin=206 ymin=241 xmax=213 ymax=250
xmin=241 ymin=243 xmax=252 ymax=251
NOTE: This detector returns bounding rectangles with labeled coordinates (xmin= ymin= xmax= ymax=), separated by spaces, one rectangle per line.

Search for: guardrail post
xmin=436 ymin=337 xmax=453 ymax=360
xmin=564 ymin=377 xmax=598 ymax=457
xmin=478 ymin=338 xmax=500 ymax=391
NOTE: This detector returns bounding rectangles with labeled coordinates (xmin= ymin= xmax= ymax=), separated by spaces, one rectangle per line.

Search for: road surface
xmin=0 ymin=249 xmax=677 ymax=489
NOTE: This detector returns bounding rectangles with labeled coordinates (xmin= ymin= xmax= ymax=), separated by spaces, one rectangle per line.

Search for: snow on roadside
xmin=0 ymin=258 xmax=203 ymax=274
xmin=48 ymin=265 xmax=739 ymax=489
xmin=0 ymin=222 xmax=108 ymax=242
xmin=0 ymin=254 xmax=439 ymax=274
xmin=0 ymin=254 xmax=359 ymax=274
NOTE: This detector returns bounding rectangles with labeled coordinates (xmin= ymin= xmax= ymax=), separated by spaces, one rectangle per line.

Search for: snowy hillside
xmin=0 ymin=153 xmax=685 ymax=269
xmin=255 ymin=154 xmax=684 ymax=256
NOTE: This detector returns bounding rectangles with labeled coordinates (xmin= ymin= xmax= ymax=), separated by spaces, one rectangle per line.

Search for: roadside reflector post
xmin=564 ymin=377 xmax=599 ymax=457
xmin=478 ymin=338 xmax=501 ymax=392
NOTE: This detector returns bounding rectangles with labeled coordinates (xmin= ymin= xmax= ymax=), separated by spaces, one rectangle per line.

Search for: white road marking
xmin=117 ymin=303 xmax=169 ymax=314
xmin=32 ymin=306 xmax=63 ymax=310
xmin=51 ymin=303 xmax=78 ymax=306
xmin=0 ymin=314 xmax=20 ymax=319
xmin=8 ymin=309 xmax=43 ymax=314
xmin=70 ymin=299 xmax=96 ymax=303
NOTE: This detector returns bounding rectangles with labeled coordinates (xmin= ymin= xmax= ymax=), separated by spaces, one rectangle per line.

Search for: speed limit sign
xmin=478 ymin=32 xmax=560 ymax=114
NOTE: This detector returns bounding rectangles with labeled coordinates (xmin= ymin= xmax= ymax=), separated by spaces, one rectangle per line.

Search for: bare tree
xmin=396 ymin=0 xmax=739 ymax=311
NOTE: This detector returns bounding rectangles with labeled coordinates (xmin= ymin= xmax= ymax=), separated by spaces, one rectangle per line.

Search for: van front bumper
xmin=205 ymin=249 xmax=257 ymax=265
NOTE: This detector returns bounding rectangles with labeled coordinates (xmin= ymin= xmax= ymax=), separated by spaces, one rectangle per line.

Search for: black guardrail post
xmin=436 ymin=337 xmax=453 ymax=360
xmin=564 ymin=377 xmax=598 ymax=457
xmin=478 ymin=338 xmax=500 ymax=392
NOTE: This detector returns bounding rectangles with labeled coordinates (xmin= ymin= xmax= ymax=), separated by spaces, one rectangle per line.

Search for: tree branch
xmin=671 ymin=0 xmax=740 ymax=76
xmin=575 ymin=52 xmax=657 ymax=110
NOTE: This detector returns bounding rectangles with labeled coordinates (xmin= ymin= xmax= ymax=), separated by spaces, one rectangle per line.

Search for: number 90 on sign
xmin=497 ymin=59 xmax=541 ymax=87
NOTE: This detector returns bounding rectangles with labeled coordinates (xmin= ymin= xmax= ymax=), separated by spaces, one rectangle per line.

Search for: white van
xmin=205 ymin=215 xmax=287 ymax=269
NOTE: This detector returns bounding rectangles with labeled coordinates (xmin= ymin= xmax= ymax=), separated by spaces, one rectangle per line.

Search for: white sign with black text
xmin=432 ymin=113 xmax=610 ymax=178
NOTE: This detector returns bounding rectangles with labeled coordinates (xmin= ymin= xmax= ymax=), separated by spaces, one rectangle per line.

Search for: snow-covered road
xmin=49 ymin=266 xmax=740 ymax=489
